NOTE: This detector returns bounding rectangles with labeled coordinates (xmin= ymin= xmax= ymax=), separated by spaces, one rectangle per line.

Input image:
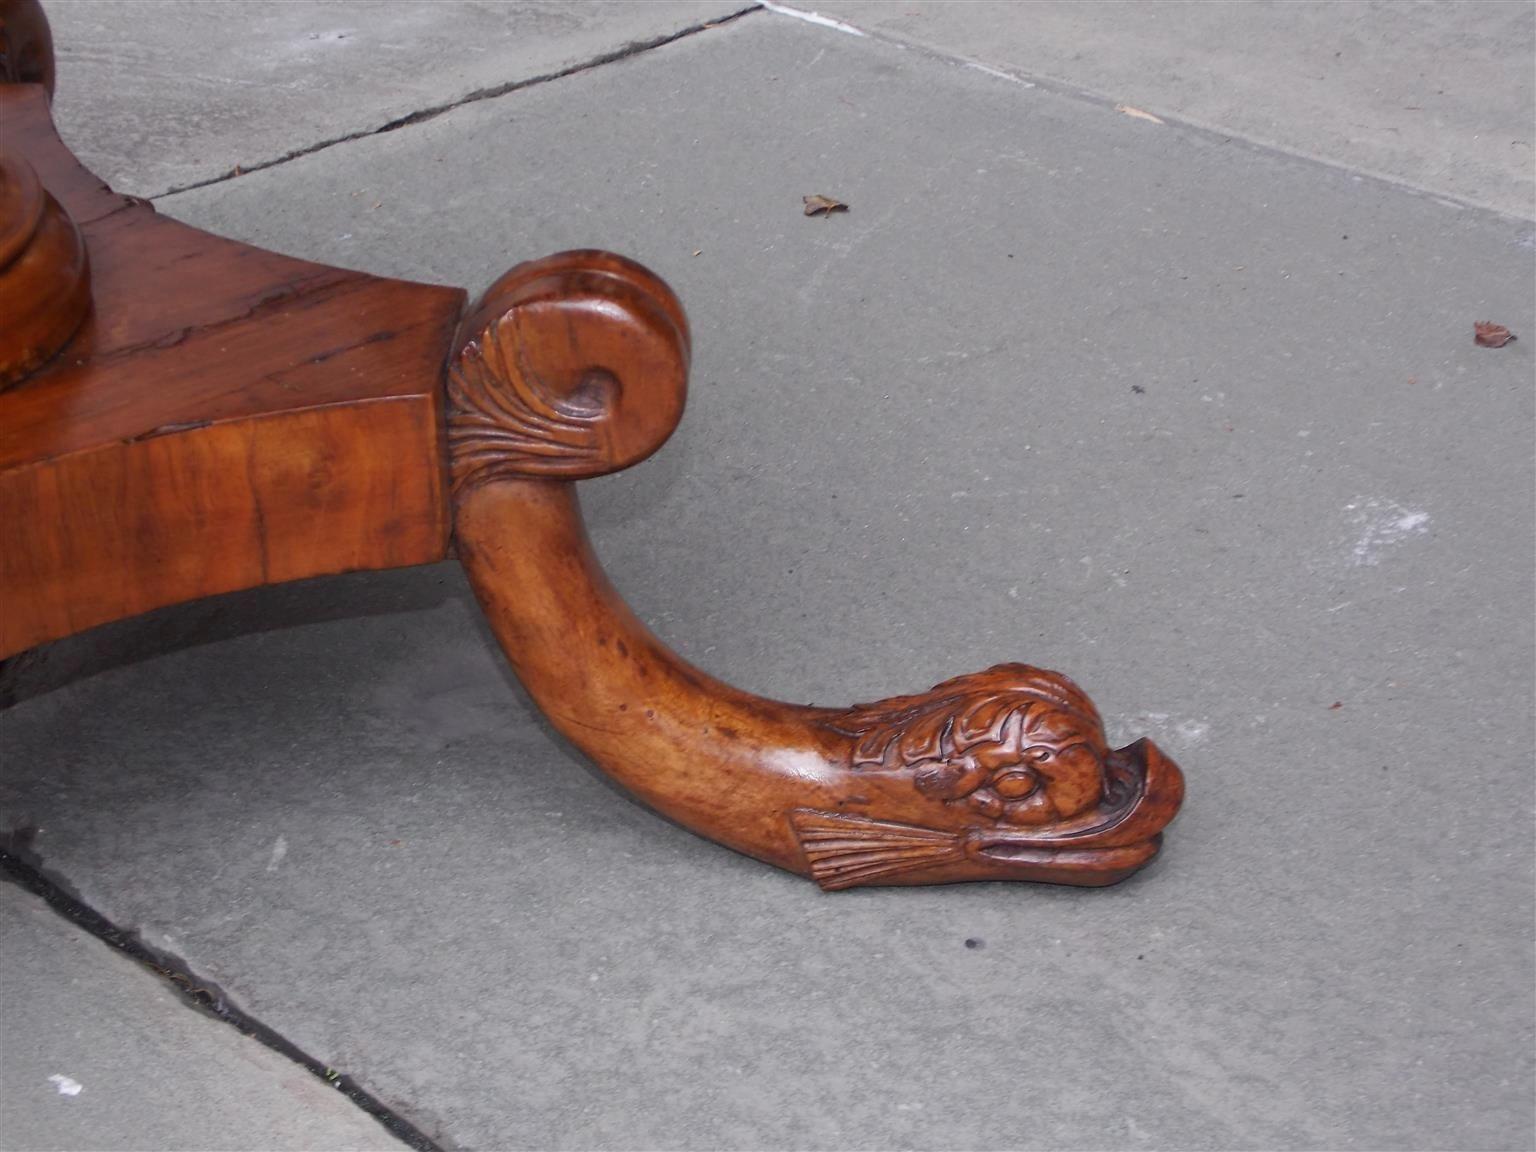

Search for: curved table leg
xmin=449 ymin=251 xmax=1184 ymax=891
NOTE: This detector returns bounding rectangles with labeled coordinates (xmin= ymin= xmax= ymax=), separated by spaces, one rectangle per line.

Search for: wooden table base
xmin=0 ymin=0 xmax=1183 ymax=891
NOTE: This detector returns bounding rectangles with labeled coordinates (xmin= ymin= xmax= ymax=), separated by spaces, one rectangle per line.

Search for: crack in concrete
xmin=152 ymin=4 xmax=764 ymax=202
xmin=0 ymin=843 xmax=444 ymax=1152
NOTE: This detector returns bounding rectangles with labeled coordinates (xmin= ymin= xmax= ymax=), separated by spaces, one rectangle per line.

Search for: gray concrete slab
xmin=4 ymin=9 xmax=1534 ymax=1152
xmin=0 ymin=882 xmax=405 ymax=1151
xmin=44 ymin=0 xmax=752 ymax=198
xmin=809 ymin=0 xmax=1536 ymax=219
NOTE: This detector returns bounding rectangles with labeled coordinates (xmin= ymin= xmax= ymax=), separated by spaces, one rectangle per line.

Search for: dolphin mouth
xmin=970 ymin=737 xmax=1185 ymax=862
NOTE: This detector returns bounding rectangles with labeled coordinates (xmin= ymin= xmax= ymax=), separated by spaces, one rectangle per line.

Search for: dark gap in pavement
xmin=0 ymin=839 xmax=444 ymax=1152
xmin=152 ymin=4 xmax=763 ymax=201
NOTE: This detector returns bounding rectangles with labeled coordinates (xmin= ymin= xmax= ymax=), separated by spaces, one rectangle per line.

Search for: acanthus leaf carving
xmin=447 ymin=318 xmax=607 ymax=492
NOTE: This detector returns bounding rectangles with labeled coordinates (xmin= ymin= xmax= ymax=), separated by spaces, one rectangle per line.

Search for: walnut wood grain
xmin=450 ymin=252 xmax=1185 ymax=889
xmin=0 ymin=83 xmax=465 ymax=658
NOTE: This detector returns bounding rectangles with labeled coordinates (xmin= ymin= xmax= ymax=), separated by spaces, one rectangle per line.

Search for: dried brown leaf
xmin=803 ymin=194 xmax=849 ymax=218
xmin=1474 ymin=321 xmax=1516 ymax=348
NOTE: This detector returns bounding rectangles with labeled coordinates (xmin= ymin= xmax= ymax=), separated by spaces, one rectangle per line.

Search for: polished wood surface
xmin=0 ymin=149 xmax=89 ymax=388
xmin=0 ymin=84 xmax=464 ymax=658
xmin=0 ymin=0 xmax=53 ymax=97
xmin=450 ymin=252 xmax=1184 ymax=889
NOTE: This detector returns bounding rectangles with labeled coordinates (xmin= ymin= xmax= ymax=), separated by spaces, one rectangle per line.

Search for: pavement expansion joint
xmin=0 ymin=843 xmax=443 ymax=1152
xmin=149 ymin=3 xmax=763 ymax=202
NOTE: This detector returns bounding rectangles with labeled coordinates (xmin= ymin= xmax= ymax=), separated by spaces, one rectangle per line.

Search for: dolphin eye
xmin=1027 ymin=747 xmax=1055 ymax=764
xmin=992 ymin=770 xmax=1040 ymax=799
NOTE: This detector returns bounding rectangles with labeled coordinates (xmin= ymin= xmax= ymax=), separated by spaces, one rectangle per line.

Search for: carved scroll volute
xmin=447 ymin=251 xmax=689 ymax=490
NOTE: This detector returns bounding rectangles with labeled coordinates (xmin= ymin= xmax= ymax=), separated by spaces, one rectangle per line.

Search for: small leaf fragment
xmin=1474 ymin=321 xmax=1516 ymax=348
xmin=803 ymin=194 xmax=849 ymax=217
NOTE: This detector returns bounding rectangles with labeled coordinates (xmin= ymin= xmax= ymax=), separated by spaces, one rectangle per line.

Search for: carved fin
xmin=789 ymin=810 xmax=966 ymax=891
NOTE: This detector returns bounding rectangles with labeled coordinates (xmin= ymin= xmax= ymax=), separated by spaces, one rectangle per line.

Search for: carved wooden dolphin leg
xmin=449 ymin=251 xmax=1185 ymax=891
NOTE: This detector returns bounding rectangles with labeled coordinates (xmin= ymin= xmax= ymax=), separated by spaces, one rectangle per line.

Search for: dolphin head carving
xmin=803 ymin=665 xmax=1185 ymax=889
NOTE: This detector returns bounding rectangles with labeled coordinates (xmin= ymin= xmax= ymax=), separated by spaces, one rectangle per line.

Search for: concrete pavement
xmin=3 ymin=3 xmax=1533 ymax=1149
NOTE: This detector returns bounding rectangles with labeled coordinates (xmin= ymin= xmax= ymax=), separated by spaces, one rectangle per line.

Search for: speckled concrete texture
xmin=3 ymin=5 xmax=1533 ymax=1150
